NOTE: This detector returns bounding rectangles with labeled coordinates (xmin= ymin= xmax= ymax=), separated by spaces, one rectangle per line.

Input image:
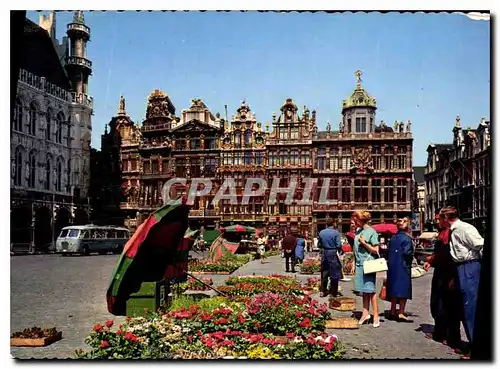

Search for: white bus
xmin=56 ymin=225 xmax=130 ymax=256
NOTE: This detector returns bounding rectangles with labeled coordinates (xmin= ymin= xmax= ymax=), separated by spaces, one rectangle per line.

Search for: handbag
xmin=379 ymin=278 xmax=389 ymax=301
xmin=363 ymin=252 xmax=388 ymax=274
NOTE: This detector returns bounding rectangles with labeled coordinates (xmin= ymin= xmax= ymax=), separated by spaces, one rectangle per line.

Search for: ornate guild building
xmin=11 ymin=11 xmax=93 ymax=252
xmin=108 ymin=70 xmax=414 ymax=237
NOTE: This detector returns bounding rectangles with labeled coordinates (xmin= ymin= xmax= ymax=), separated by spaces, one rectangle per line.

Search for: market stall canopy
xmin=107 ymin=198 xmax=190 ymax=316
xmin=419 ymin=232 xmax=438 ymax=240
xmin=219 ymin=224 xmax=256 ymax=234
xmin=209 ymin=234 xmax=240 ymax=261
xmin=372 ymin=224 xmax=398 ymax=235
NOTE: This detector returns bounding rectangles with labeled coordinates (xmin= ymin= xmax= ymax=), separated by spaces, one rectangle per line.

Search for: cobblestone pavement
xmin=11 ymin=252 xmax=465 ymax=359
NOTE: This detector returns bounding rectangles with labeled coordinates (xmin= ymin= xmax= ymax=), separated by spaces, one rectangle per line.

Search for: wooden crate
xmin=11 ymin=332 xmax=62 ymax=347
xmin=325 ymin=317 xmax=359 ymax=329
xmin=329 ymin=297 xmax=356 ymax=311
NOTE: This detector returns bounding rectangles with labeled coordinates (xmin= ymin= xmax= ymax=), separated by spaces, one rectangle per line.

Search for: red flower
xmin=93 ymin=324 xmax=104 ymax=332
xmin=116 ymin=329 xmax=123 ymax=335
xmin=255 ymin=322 xmax=262 ymax=329
xmin=196 ymin=330 xmax=203 ymax=336
xmin=286 ymin=333 xmax=295 ymax=338
xmin=299 ymin=317 xmax=311 ymax=328
xmin=124 ymin=332 xmax=138 ymax=342
xmin=306 ymin=337 xmax=316 ymax=345
xmin=325 ymin=343 xmax=333 ymax=352
xmin=105 ymin=320 xmax=114 ymax=328
xmin=100 ymin=340 xmax=110 ymax=348
xmin=125 ymin=316 xmax=132 ymax=322
xmin=296 ymin=311 xmax=303 ymax=318
xmin=237 ymin=314 xmax=245 ymax=324
xmin=187 ymin=335 xmax=193 ymax=343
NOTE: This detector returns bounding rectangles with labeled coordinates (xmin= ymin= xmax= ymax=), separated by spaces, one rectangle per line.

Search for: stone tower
xmin=65 ymin=11 xmax=93 ymax=203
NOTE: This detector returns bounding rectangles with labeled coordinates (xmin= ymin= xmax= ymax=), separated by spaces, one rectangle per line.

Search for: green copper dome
xmin=342 ymin=70 xmax=377 ymax=111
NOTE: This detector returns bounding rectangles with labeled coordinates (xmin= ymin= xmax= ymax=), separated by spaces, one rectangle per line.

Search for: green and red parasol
xmin=219 ymin=224 xmax=256 ymax=233
xmin=107 ymin=197 xmax=190 ymax=316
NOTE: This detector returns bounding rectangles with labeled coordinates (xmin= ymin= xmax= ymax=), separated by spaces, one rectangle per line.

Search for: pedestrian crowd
xmin=271 ymin=205 xmax=482 ymax=359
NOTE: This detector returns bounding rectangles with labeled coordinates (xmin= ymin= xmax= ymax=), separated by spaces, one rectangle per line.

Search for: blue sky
xmin=28 ymin=11 xmax=490 ymax=165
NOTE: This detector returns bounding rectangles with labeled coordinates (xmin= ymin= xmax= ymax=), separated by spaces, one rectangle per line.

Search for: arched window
xmin=46 ymin=110 xmax=52 ymax=140
xmin=56 ymin=159 xmax=63 ymax=192
xmin=45 ymin=156 xmax=52 ymax=190
xmin=13 ymin=100 xmax=23 ymax=132
xmin=28 ymin=103 xmax=37 ymax=136
xmin=56 ymin=112 xmax=64 ymax=144
xmin=234 ymin=131 xmax=241 ymax=147
xmin=14 ymin=147 xmax=23 ymax=186
xmin=28 ymin=151 xmax=36 ymax=188
xmin=244 ymin=130 xmax=252 ymax=145
xmin=67 ymin=159 xmax=72 ymax=192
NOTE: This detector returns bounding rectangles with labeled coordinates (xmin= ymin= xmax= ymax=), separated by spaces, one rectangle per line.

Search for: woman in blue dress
xmin=386 ymin=217 xmax=414 ymax=322
xmin=352 ymin=211 xmax=381 ymax=328
xmin=295 ymin=234 xmax=306 ymax=264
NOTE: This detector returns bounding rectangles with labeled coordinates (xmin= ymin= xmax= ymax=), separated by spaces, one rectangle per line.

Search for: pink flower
xmin=124 ymin=332 xmax=138 ymax=342
xmin=100 ymin=340 xmax=110 ymax=348
xmin=105 ymin=320 xmax=114 ymax=328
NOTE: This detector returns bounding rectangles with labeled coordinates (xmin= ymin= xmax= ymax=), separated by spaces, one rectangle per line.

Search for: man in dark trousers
xmin=282 ymin=231 xmax=297 ymax=273
xmin=318 ymin=219 xmax=342 ymax=297
xmin=423 ymin=209 xmax=462 ymax=351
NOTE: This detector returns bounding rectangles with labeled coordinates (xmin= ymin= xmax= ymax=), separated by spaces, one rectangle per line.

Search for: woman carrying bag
xmin=352 ymin=211 xmax=383 ymax=328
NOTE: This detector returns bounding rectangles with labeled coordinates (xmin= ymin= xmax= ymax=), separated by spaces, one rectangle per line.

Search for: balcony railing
xmin=120 ymin=202 xmax=139 ymax=210
xmin=141 ymin=123 xmax=171 ymax=133
xmin=189 ymin=209 xmax=221 ymax=218
xmin=66 ymin=56 xmax=92 ymax=70
xmin=71 ymin=92 xmax=93 ymax=109
xmin=18 ymin=69 xmax=71 ymax=102
xmin=266 ymin=139 xmax=312 ymax=145
xmin=67 ymin=22 xmax=90 ymax=35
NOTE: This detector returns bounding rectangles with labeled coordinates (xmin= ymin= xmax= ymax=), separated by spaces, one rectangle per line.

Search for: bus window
xmin=67 ymin=229 xmax=80 ymax=238
xmin=59 ymin=229 xmax=69 ymax=238
xmin=79 ymin=230 xmax=90 ymax=239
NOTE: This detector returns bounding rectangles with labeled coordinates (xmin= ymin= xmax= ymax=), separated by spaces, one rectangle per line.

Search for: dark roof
xmin=20 ymin=18 xmax=71 ymax=90
xmin=435 ymin=144 xmax=453 ymax=153
xmin=413 ymin=166 xmax=425 ymax=184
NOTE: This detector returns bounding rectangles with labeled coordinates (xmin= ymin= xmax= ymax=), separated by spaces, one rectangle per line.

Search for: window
xmin=234 ymin=132 xmax=241 ymax=147
xmin=384 ymin=179 xmax=394 ymax=203
xmin=205 ymin=158 xmax=218 ymax=176
xmin=28 ymin=103 xmax=37 ymax=135
xmin=256 ymin=152 xmax=264 ymax=165
xmin=177 ymin=138 xmax=186 ymax=150
xmin=206 ymin=137 xmax=216 ymax=149
xmin=397 ymin=179 xmax=407 ymax=202
xmin=67 ymin=229 xmax=80 ymax=238
xmin=280 ymin=151 xmax=288 ymax=166
xmin=347 ymin=118 xmax=351 ymax=133
xmin=46 ymin=111 xmax=52 ymax=140
xmin=13 ymin=100 xmax=23 ymax=132
xmin=56 ymin=112 xmax=64 ymax=144
xmin=291 ymin=127 xmax=299 ymax=139
xmin=151 ymin=160 xmax=159 ymax=174
xmin=222 ymin=152 xmax=231 ymax=166
xmin=234 ymin=152 xmax=242 ymax=165
xmin=244 ymin=151 xmax=252 ymax=165
xmin=301 ymin=151 xmax=309 ymax=166
xmin=132 ymin=159 xmax=138 ymax=171
xmin=372 ymin=146 xmax=381 ymax=170
xmin=384 ymin=147 xmax=394 ymax=170
xmin=269 ymin=151 xmax=277 ymax=167
xmin=59 ymin=229 xmax=69 ymax=238
xmin=245 ymin=130 xmax=252 ymax=145
xmin=317 ymin=148 xmax=326 ymax=170
xmin=176 ymin=159 xmax=186 ymax=177
xmin=191 ymin=138 xmax=200 ymax=150
xmin=279 ymin=127 xmax=287 ymax=140
xmin=290 ymin=150 xmax=298 ymax=166
xmin=14 ymin=147 xmax=23 ymax=186
xmin=143 ymin=161 xmax=151 ymax=174
xmin=56 ymin=159 xmax=63 ymax=192
xmin=356 ymin=117 xmax=366 ymax=133
xmin=191 ymin=158 xmax=201 ymax=177
xmin=45 ymin=156 xmax=52 ymax=190
xmin=67 ymin=159 xmax=71 ymax=191
xmin=371 ymin=179 xmax=381 ymax=202
xmin=397 ymin=147 xmax=407 ymax=169
xmin=342 ymin=179 xmax=351 ymax=202
xmin=340 ymin=148 xmax=351 ymax=169
xmin=354 ymin=178 xmax=369 ymax=202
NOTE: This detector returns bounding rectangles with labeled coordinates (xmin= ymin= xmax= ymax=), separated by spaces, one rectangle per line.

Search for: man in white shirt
xmin=440 ymin=206 xmax=483 ymax=354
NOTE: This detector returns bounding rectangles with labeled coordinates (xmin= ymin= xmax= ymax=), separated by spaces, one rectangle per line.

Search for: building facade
xmin=107 ymin=70 xmax=414 ymax=237
xmin=11 ymin=11 xmax=93 ymax=251
xmin=424 ymin=116 xmax=490 ymax=233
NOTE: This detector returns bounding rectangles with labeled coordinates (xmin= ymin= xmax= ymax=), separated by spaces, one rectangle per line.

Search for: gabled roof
xmin=171 ymin=119 xmax=222 ymax=133
xmin=413 ymin=166 xmax=425 ymax=184
xmin=426 ymin=143 xmax=452 ymax=153
xmin=21 ymin=18 xmax=71 ymax=90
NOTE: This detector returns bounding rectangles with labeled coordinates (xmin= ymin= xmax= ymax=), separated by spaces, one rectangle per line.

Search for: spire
xmin=118 ymin=95 xmax=127 ymax=116
xmin=73 ymin=10 xmax=85 ymax=24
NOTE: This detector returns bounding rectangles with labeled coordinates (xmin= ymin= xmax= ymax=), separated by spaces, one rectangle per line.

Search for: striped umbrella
xmin=208 ymin=234 xmax=240 ymax=261
xmin=219 ymin=224 xmax=256 ymax=233
xmin=107 ymin=198 xmax=190 ymax=316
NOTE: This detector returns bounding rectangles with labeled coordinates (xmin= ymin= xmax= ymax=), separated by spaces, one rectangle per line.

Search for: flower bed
xmin=305 ymin=277 xmax=321 ymax=292
xmin=179 ymin=277 xmax=213 ymax=291
xmin=11 ymin=327 xmax=62 ymax=347
xmin=77 ymin=292 xmax=342 ymax=359
xmin=218 ymin=275 xmax=305 ymax=296
xmin=189 ymin=254 xmax=253 ymax=274
xmin=300 ymin=257 xmax=321 ymax=274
